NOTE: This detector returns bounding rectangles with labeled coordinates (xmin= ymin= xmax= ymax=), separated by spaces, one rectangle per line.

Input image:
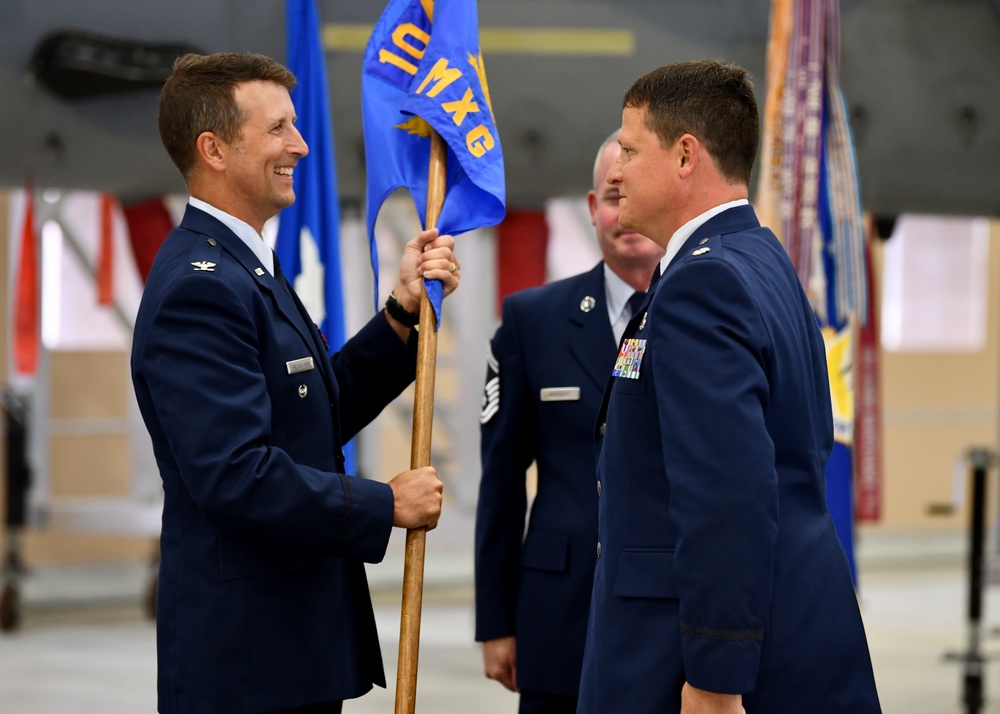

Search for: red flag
xmin=13 ymin=188 xmax=39 ymax=376
xmin=855 ymin=214 xmax=883 ymax=521
xmin=97 ymin=193 xmax=115 ymax=305
xmin=496 ymin=209 xmax=548 ymax=317
xmin=123 ymin=198 xmax=173 ymax=284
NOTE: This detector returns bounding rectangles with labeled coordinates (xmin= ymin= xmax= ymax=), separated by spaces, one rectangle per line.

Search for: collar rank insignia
xmin=580 ymin=296 xmax=597 ymax=313
xmin=255 ymin=267 xmax=265 ymax=276
xmin=691 ymin=247 xmax=711 ymax=256
xmin=639 ymin=312 xmax=647 ymax=331
xmin=191 ymin=261 xmax=216 ymax=272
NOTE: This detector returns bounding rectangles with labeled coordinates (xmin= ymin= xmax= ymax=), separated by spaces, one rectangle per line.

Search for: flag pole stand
xmin=942 ymin=448 xmax=996 ymax=714
xmin=395 ymin=130 xmax=447 ymax=714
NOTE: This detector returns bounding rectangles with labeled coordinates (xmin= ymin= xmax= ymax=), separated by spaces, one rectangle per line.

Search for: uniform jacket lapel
xmin=282 ymin=285 xmax=341 ymax=406
xmin=595 ymin=205 xmax=762 ymax=430
xmin=180 ymin=206 xmax=339 ymax=404
xmin=568 ymin=263 xmax=618 ymax=391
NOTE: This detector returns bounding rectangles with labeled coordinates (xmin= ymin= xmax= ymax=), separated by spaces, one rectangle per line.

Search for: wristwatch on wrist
xmin=385 ymin=291 xmax=420 ymax=328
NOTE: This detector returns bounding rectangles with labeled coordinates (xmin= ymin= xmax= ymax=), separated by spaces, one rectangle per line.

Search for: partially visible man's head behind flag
xmin=362 ymin=0 xmax=506 ymax=320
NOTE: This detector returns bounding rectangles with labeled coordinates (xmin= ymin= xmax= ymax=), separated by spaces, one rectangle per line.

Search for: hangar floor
xmin=1 ymin=530 xmax=999 ymax=714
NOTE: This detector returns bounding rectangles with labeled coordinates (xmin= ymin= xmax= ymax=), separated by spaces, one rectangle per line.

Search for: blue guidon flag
xmin=362 ymin=0 xmax=506 ymax=325
xmin=277 ymin=0 xmax=356 ymax=473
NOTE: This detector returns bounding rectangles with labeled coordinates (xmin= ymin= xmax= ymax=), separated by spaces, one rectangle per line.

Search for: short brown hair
xmin=158 ymin=52 xmax=297 ymax=180
xmin=623 ymin=60 xmax=760 ymax=186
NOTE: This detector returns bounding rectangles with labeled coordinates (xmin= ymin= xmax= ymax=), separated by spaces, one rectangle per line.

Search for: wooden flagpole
xmin=394 ymin=129 xmax=447 ymax=714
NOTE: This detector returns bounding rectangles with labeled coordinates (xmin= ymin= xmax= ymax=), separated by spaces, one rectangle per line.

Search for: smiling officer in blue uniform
xmin=577 ymin=61 xmax=882 ymax=714
xmin=475 ymin=133 xmax=663 ymax=714
xmin=131 ymin=53 xmax=457 ymax=714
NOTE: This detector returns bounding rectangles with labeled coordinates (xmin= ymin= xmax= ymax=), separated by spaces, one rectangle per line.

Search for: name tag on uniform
xmin=540 ymin=387 xmax=581 ymax=402
xmin=285 ymin=357 xmax=315 ymax=375
xmin=612 ymin=339 xmax=646 ymax=380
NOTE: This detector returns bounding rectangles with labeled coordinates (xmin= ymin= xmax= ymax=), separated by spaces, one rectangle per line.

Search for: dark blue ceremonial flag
xmin=362 ymin=0 xmax=506 ymax=323
xmin=278 ymin=0 xmax=354 ymax=473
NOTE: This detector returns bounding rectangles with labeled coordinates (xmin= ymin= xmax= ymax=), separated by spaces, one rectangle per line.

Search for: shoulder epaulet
xmin=187 ymin=236 xmax=223 ymax=273
xmin=690 ymin=234 xmax=719 ymax=257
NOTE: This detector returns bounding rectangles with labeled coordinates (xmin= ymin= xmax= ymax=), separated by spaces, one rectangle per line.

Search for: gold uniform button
xmin=597 ymin=480 xmax=602 ymax=496
xmin=596 ymin=542 xmax=602 ymax=558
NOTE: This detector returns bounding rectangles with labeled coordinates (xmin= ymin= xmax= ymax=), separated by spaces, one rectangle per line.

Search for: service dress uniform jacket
xmin=476 ymin=263 xmax=615 ymax=697
xmin=578 ymin=205 xmax=881 ymax=713
xmin=131 ymin=205 xmax=417 ymax=714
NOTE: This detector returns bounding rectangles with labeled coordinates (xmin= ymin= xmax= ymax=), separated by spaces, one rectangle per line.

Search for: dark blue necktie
xmin=271 ymin=252 xmax=293 ymax=297
xmin=272 ymin=252 xmax=330 ymax=352
xmin=627 ymin=290 xmax=646 ymax=319
xmin=650 ymin=262 xmax=662 ymax=287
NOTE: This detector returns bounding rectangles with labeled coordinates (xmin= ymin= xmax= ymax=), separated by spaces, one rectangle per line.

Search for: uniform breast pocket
xmin=282 ymin=358 xmax=324 ymax=400
xmin=262 ymin=311 xmax=329 ymax=423
xmin=270 ymin=348 xmax=331 ymax=431
xmin=613 ymin=548 xmax=678 ymax=600
xmin=611 ymin=374 xmax=648 ymax=397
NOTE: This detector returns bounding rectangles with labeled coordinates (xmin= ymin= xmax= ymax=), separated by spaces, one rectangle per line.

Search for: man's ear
xmin=677 ymin=134 xmax=700 ymax=178
xmin=195 ymin=132 xmax=227 ymax=173
xmin=587 ymin=190 xmax=598 ymax=226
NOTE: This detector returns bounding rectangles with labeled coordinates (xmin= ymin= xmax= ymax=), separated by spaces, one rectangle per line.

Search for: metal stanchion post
xmin=1 ymin=388 xmax=31 ymax=632
xmin=943 ymin=447 xmax=996 ymax=714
